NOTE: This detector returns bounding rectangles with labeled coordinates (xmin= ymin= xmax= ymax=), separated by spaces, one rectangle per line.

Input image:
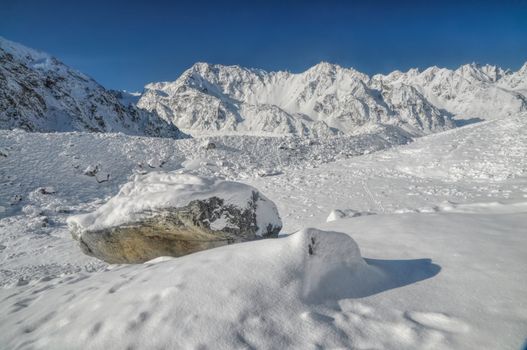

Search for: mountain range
xmin=1 ymin=37 xmax=526 ymax=138
xmin=138 ymin=61 xmax=526 ymax=136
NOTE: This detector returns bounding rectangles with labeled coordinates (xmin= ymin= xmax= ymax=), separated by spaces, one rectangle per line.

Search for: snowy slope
xmin=0 ymin=37 xmax=185 ymax=138
xmin=499 ymin=63 xmax=527 ymax=92
xmin=0 ymin=124 xmax=412 ymax=222
xmin=0 ymin=112 xmax=526 ymax=349
xmin=248 ymin=115 xmax=527 ymax=232
xmin=138 ymin=62 xmax=455 ymax=136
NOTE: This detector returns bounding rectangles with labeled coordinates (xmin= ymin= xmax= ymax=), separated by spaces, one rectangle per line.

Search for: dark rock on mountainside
xmin=0 ymin=36 xmax=186 ymax=138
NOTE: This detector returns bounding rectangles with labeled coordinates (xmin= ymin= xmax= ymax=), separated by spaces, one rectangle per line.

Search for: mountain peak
xmin=517 ymin=62 xmax=527 ymax=74
xmin=307 ymin=61 xmax=340 ymax=72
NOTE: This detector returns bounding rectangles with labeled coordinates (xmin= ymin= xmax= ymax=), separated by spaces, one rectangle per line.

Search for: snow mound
xmin=67 ymin=172 xmax=282 ymax=237
xmin=293 ymin=228 xmax=382 ymax=302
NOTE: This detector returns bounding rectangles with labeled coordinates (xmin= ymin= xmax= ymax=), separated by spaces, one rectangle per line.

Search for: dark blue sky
xmin=1 ymin=0 xmax=526 ymax=91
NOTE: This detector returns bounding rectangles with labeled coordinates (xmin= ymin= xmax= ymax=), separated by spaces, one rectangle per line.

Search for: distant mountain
xmin=0 ymin=37 xmax=186 ymax=138
xmin=371 ymin=63 xmax=527 ymax=123
xmin=138 ymin=61 xmax=527 ymax=137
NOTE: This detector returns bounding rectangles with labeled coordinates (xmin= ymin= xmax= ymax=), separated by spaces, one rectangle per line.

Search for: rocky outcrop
xmin=68 ymin=173 xmax=282 ymax=263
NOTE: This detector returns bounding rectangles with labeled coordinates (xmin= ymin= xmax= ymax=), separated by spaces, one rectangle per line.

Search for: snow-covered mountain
xmin=0 ymin=37 xmax=186 ymax=138
xmin=138 ymin=62 xmax=455 ymax=137
xmin=138 ymin=61 xmax=527 ymax=136
xmin=372 ymin=63 xmax=527 ymax=122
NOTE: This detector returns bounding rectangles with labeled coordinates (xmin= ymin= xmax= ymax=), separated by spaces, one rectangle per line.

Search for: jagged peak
xmin=456 ymin=62 xmax=504 ymax=74
xmin=305 ymin=61 xmax=341 ymax=73
xmin=455 ymin=62 xmax=508 ymax=82
xmin=421 ymin=65 xmax=450 ymax=74
xmin=303 ymin=61 xmax=369 ymax=82
xmin=186 ymin=62 xmax=268 ymax=77
xmin=517 ymin=61 xmax=527 ymax=74
xmin=406 ymin=68 xmax=421 ymax=75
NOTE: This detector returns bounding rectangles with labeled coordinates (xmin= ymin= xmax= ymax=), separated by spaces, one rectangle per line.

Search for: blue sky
xmin=1 ymin=0 xmax=526 ymax=91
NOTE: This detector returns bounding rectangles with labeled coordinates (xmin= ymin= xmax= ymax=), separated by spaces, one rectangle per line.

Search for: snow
xmin=0 ymin=103 xmax=526 ymax=348
xmin=67 ymin=172 xmax=282 ymax=236
xmin=0 ymin=36 xmax=59 ymax=73
xmin=4 ymin=34 xmax=524 ymax=141
xmin=1 ymin=209 xmax=525 ymax=349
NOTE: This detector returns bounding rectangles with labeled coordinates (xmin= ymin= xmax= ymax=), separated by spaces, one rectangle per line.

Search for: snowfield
xmin=0 ymin=114 xmax=526 ymax=349
xmin=1 ymin=213 xmax=524 ymax=349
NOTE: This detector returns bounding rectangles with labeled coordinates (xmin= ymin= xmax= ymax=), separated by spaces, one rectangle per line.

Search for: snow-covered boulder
xmin=67 ymin=173 xmax=282 ymax=263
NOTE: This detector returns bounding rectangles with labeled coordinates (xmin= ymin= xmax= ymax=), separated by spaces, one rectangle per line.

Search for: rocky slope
xmin=138 ymin=61 xmax=527 ymax=136
xmin=0 ymin=37 xmax=185 ymax=138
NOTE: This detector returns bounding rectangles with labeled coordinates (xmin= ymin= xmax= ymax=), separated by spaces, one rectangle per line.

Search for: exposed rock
xmin=68 ymin=173 xmax=282 ymax=263
xmin=37 ymin=186 xmax=56 ymax=195
xmin=203 ymin=140 xmax=217 ymax=150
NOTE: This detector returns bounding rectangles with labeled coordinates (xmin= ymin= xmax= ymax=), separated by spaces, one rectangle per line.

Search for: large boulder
xmin=67 ymin=173 xmax=282 ymax=263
